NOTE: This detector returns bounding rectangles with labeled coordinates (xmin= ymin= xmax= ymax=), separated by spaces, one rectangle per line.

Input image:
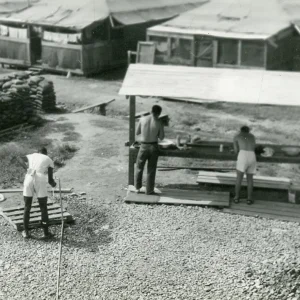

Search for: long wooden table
xmin=128 ymin=141 xmax=300 ymax=185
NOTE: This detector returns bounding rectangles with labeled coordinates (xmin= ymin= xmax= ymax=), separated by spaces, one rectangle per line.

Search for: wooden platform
xmin=197 ymin=171 xmax=291 ymax=190
xmin=0 ymin=201 xmax=74 ymax=231
xmin=125 ymin=188 xmax=230 ymax=207
xmin=223 ymin=200 xmax=300 ymax=223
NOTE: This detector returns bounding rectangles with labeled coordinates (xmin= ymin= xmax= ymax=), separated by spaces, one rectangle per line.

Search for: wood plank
xmin=119 ymin=64 xmax=300 ymax=107
xmin=10 ymin=208 xmax=67 ymax=221
xmin=0 ymin=188 xmax=73 ymax=194
xmin=161 ymin=188 xmax=229 ymax=201
xmin=0 ymin=210 xmax=17 ymax=230
xmin=2 ymin=201 xmax=55 ymax=212
xmin=197 ymin=177 xmax=289 ymax=190
xmin=4 ymin=204 xmax=61 ymax=216
xmin=222 ymin=209 xmax=300 ymax=223
xmin=228 ymin=203 xmax=300 ymax=217
xmin=158 ymin=197 xmax=229 ymax=207
xmin=125 ymin=193 xmax=159 ymax=204
xmin=16 ymin=219 xmax=73 ymax=230
xmin=197 ymin=176 xmax=290 ymax=187
xmin=72 ymin=99 xmax=115 ymax=113
xmin=14 ymin=212 xmax=72 ymax=225
xmin=197 ymin=172 xmax=291 ymax=183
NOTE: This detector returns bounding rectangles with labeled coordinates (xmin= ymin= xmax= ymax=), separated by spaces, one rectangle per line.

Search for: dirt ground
xmin=2 ymin=70 xmax=300 ymax=300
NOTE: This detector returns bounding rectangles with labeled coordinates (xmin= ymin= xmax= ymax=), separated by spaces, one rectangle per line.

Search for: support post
xmin=128 ymin=95 xmax=136 ymax=185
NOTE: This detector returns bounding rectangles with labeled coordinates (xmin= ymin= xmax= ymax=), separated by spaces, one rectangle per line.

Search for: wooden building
xmin=147 ymin=0 xmax=300 ymax=71
xmin=0 ymin=0 xmax=207 ymax=76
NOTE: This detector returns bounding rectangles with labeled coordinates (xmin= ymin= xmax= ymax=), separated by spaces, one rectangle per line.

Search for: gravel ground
xmin=1 ymin=194 xmax=300 ymax=300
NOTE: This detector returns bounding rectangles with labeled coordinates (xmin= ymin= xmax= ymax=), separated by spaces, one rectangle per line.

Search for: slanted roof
xmin=0 ymin=0 xmax=29 ymax=14
xmin=0 ymin=0 xmax=208 ymax=30
xmin=0 ymin=0 xmax=109 ymax=30
xmin=119 ymin=64 xmax=300 ymax=107
xmin=148 ymin=0 xmax=295 ymax=40
xmin=109 ymin=0 xmax=208 ymax=25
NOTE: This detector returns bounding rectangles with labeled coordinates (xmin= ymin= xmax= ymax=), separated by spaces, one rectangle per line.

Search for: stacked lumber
xmin=0 ymin=71 xmax=56 ymax=129
xmin=197 ymin=171 xmax=291 ymax=190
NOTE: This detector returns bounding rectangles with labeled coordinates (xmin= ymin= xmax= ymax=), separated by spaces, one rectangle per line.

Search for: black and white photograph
xmin=1 ymin=0 xmax=300 ymax=299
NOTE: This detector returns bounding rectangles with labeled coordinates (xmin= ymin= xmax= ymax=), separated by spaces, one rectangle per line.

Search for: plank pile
xmin=197 ymin=171 xmax=291 ymax=190
xmin=125 ymin=187 xmax=230 ymax=207
xmin=0 ymin=200 xmax=74 ymax=231
xmin=0 ymin=71 xmax=56 ymax=129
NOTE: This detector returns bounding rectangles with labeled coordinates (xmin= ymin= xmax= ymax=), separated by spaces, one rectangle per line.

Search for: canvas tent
xmin=0 ymin=0 xmax=207 ymax=75
xmin=147 ymin=0 xmax=300 ymax=71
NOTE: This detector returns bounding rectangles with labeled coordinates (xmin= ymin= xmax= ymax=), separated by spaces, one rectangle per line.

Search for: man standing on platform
xmin=17 ymin=147 xmax=57 ymax=238
xmin=233 ymin=126 xmax=256 ymax=205
xmin=135 ymin=105 xmax=165 ymax=195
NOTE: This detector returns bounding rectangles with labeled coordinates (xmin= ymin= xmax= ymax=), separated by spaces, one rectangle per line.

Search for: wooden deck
xmin=223 ymin=200 xmax=300 ymax=223
xmin=125 ymin=188 xmax=230 ymax=207
xmin=0 ymin=201 xmax=74 ymax=231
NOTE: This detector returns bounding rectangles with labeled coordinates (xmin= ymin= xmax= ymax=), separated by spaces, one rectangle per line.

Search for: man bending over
xmin=18 ymin=147 xmax=57 ymax=238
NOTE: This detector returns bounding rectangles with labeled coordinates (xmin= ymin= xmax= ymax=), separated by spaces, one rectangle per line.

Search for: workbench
xmin=128 ymin=141 xmax=300 ymax=185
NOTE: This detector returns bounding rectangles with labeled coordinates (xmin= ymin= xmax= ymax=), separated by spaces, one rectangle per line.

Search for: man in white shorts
xmin=18 ymin=147 xmax=56 ymax=238
xmin=233 ymin=126 xmax=256 ymax=205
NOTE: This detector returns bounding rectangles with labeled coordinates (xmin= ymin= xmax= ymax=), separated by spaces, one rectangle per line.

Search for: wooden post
xmin=212 ymin=40 xmax=218 ymax=67
xmin=191 ymin=38 xmax=196 ymax=66
xmin=264 ymin=43 xmax=268 ymax=70
xmin=237 ymin=40 xmax=242 ymax=66
xmin=128 ymin=95 xmax=136 ymax=185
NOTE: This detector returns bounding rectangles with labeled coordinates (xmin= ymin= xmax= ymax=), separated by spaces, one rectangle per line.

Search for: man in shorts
xmin=18 ymin=147 xmax=57 ymax=238
xmin=135 ymin=105 xmax=165 ymax=195
xmin=233 ymin=126 xmax=256 ymax=204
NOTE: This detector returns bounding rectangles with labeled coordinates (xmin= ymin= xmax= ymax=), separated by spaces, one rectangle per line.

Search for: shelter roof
xmin=119 ymin=64 xmax=300 ymax=107
xmin=148 ymin=0 xmax=299 ymax=39
xmin=0 ymin=0 xmax=208 ymax=30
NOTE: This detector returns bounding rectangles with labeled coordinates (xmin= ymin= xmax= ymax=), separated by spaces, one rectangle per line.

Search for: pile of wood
xmin=197 ymin=171 xmax=291 ymax=190
xmin=0 ymin=71 xmax=56 ymax=129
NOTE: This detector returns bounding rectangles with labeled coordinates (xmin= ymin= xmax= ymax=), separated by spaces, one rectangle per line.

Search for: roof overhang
xmin=148 ymin=25 xmax=292 ymax=40
xmin=119 ymin=64 xmax=300 ymax=107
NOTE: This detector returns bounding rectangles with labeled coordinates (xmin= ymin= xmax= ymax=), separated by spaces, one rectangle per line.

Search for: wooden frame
xmin=126 ymin=94 xmax=300 ymax=185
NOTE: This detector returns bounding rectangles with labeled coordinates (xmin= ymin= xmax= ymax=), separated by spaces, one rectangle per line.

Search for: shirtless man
xmin=233 ymin=126 xmax=256 ymax=205
xmin=135 ymin=105 xmax=165 ymax=195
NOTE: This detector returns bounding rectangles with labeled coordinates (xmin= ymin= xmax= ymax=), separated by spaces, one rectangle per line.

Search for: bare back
xmin=233 ymin=132 xmax=256 ymax=153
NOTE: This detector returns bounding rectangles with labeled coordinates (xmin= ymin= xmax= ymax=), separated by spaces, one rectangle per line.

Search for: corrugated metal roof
xmin=110 ymin=0 xmax=208 ymax=25
xmin=111 ymin=3 xmax=205 ymax=25
xmin=0 ymin=0 xmax=208 ymax=29
xmin=148 ymin=0 xmax=295 ymax=39
xmin=119 ymin=64 xmax=300 ymax=107
xmin=0 ymin=0 xmax=110 ymax=30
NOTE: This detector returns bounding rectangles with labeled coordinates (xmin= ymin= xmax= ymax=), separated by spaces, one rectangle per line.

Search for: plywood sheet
xmin=119 ymin=64 xmax=300 ymax=107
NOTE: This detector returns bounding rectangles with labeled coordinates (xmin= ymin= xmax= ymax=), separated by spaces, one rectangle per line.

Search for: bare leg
xmin=235 ymin=170 xmax=244 ymax=202
xmin=38 ymin=197 xmax=52 ymax=237
xmin=23 ymin=196 xmax=33 ymax=238
xmin=246 ymin=174 xmax=254 ymax=204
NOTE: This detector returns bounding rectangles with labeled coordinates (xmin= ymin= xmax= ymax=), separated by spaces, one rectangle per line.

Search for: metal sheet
xmin=149 ymin=0 xmax=295 ymax=38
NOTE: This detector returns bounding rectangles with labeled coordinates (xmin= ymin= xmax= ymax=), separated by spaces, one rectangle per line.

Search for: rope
xmin=56 ymin=179 xmax=64 ymax=300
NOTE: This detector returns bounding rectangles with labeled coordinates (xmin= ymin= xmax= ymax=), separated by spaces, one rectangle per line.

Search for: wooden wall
xmin=41 ymin=41 xmax=82 ymax=74
xmin=266 ymin=28 xmax=296 ymax=71
xmin=0 ymin=36 xmax=31 ymax=66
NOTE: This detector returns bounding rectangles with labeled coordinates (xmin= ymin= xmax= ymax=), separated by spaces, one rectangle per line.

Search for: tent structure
xmin=0 ymin=0 xmax=207 ymax=75
xmin=147 ymin=0 xmax=300 ymax=71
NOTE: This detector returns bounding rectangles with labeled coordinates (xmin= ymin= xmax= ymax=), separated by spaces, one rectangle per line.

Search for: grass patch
xmin=51 ymin=143 xmax=78 ymax=168
xmin=62 ymin=130 xmax=81 ymax=142
xmin=0 ymin=120 xmax=79 ymax=188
